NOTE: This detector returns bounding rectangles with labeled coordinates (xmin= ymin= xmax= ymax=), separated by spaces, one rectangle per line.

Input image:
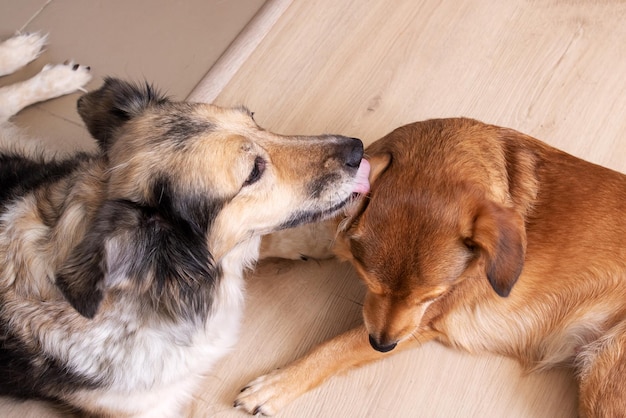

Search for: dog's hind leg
xmin=0 ymin=33 xmax=47 ymax=77
xmin=577 ymin=321 xmax=626 ymax=417
xmin=0 ymin=60 xmax=91 ymax=124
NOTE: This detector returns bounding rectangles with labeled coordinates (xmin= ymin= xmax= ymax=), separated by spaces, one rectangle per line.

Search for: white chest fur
xmin=67 ymin=238 xmax=261 ymax=416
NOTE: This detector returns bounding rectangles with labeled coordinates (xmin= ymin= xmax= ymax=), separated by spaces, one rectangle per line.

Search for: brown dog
xmin=236 ymin=118 xmax=626 ymax=417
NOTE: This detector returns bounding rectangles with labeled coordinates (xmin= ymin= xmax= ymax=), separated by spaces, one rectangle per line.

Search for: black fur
xmin=156 ymin=112 xmax=215 ymax=149
xmin=56 ymin=180 xmax=225 ymax=320
xmin=0 ymin=315 xmax=101 ymax=400
xmin=77 ymin=78 xmax=216 ymax=154
xmin=77 ymin=77 xmax=169 ymax=150
xmin=0 ymin=154 xmax=88 ymax=213
xmin=143 ymin=177 xmax=226 ymax=320
xmin=148 ymin=176 xmax=223 ymax=235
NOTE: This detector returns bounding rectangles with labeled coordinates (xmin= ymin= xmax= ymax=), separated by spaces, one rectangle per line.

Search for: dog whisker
xmin=336 ymin=295 xmax=364 ymax=307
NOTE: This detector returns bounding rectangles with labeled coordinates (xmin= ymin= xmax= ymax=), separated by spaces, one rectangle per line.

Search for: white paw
xmin=0 ymin=33 xmax=48 ymax=76
xmin=35 ymin=61 xmax=92 ymax=99
xmin=234 ymin=370 xmax=298 ymax=416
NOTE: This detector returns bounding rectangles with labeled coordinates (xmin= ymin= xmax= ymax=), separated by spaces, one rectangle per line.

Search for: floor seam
xmin=18 ymin=0 xmax=54 ymax=33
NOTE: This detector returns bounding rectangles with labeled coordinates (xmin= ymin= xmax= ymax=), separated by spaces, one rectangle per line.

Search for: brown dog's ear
xmin=339 ymin=152 xmax=391 ymax=234
xmin=368 ymin=152 xmax=391 ymax=184
xmin=468 ymin=201 xmax=526 ymax=297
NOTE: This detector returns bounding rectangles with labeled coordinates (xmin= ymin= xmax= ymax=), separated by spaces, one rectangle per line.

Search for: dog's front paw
xmin=0 ymin=33 xmax=48 ymax=76
xmin=234 ymin=369 xmax=300 ymax=416
xmin=35 ymin=61 xmax=92 ymax=98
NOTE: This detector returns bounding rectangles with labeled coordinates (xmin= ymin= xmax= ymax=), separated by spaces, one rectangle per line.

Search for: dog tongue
xmin=352 ymin=159 xmax=371 ymax=194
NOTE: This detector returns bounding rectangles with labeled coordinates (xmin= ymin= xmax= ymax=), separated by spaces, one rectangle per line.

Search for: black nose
xmin=341 ymin=137 xmax=364 ymax=168
xmin=369 ymin=334 xmax=397 ymax=353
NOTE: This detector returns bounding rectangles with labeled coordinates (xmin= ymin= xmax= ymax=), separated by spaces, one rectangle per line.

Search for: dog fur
xmin=236 ymin=117 xmax=626 ymax=417
xmin=0 ymin=34 xmax=369 ymax=417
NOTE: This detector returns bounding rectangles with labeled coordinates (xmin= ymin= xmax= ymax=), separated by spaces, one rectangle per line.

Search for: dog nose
xmin=340 ymin=137 xmax=364 ymax=168
xmin=369 ymin=334 xmax=397 ymax=353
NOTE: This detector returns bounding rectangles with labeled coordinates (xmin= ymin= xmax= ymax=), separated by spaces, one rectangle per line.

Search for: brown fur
xmin=237 ymin=118 xmax=626 ymax=417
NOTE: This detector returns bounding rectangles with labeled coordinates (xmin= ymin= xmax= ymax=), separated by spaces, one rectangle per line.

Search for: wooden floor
xmin=4 ymin=0 xmax=626 ymax=416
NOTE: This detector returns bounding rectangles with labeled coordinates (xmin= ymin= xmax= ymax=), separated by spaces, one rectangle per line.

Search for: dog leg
xmin=0 ymin=33 xmax=47 ymax=77
xmin=234 ymin=325 xmax=427 ymax=415
xmin=578 ymin=322 xmax=626 ymax=417
xmin=259 ymin=220 xmax=337 ymax=261
xmin=0 ymin=60 xmax=91 ymax=123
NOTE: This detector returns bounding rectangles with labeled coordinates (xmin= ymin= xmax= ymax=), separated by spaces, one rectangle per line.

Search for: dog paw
xmin=35 ymin=61 xmax=92 ymax=98
xmin=234 ymin=370 xmax=299 ymax=416
xmin=0 ymin=33 xmax=48 ymax=76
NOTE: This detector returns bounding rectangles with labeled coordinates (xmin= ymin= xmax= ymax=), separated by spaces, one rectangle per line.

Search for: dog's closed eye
xmin=243 ymin=156 xmax=266 ymax=187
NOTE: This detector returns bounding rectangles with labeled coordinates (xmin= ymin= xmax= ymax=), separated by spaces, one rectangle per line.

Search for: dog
xmin=0 ymin=34 xmax=371 ymax=417
xmin=236 ymin=117 xmax=626 ymax=417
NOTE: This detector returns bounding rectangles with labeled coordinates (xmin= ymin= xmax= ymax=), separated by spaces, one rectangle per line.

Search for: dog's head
xmin=56 ymin=78 xmax=368 ymax=319
xmin=335 ymin=119 xmax=528 ymax=352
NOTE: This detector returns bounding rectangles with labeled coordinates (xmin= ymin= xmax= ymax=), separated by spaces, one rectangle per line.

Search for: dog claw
xmin=33 ymin=62 xmax=92 ymax=99
xmin=234 ymin=399 xmax=267 ymax=416
xmin=234 ymin=369 xmax=299 ymax=416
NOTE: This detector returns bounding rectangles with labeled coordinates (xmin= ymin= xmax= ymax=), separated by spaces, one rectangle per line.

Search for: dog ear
xmin=56 ymin=195 xmax=220 ymax=319
xmin=55 ymin=200 xmax=144 ymax=318
xmin=368 ymin=152 xmax=391 ymax=184
xmin=468 ymin=200 xmax=526 ymax=297
xmin=340 ymin=152 xmax=392 ymax=232
xmin=55 ymin=226 xmax=107 ymax=319
xmin=76 ymin=77 xmax=169 ymax=151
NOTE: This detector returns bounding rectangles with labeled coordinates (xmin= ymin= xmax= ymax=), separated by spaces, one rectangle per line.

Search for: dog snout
xmin=368 ymin=334 xmax=398 ymax=353
xmin=339 ymin=136 xmax=364 ymax=168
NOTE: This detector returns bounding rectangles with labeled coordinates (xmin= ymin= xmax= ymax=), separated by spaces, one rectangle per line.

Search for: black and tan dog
xmin=239 ymin=118 xmax=626 ymax=417
xmin=0 ymin=34 xmax=370 ymax=417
